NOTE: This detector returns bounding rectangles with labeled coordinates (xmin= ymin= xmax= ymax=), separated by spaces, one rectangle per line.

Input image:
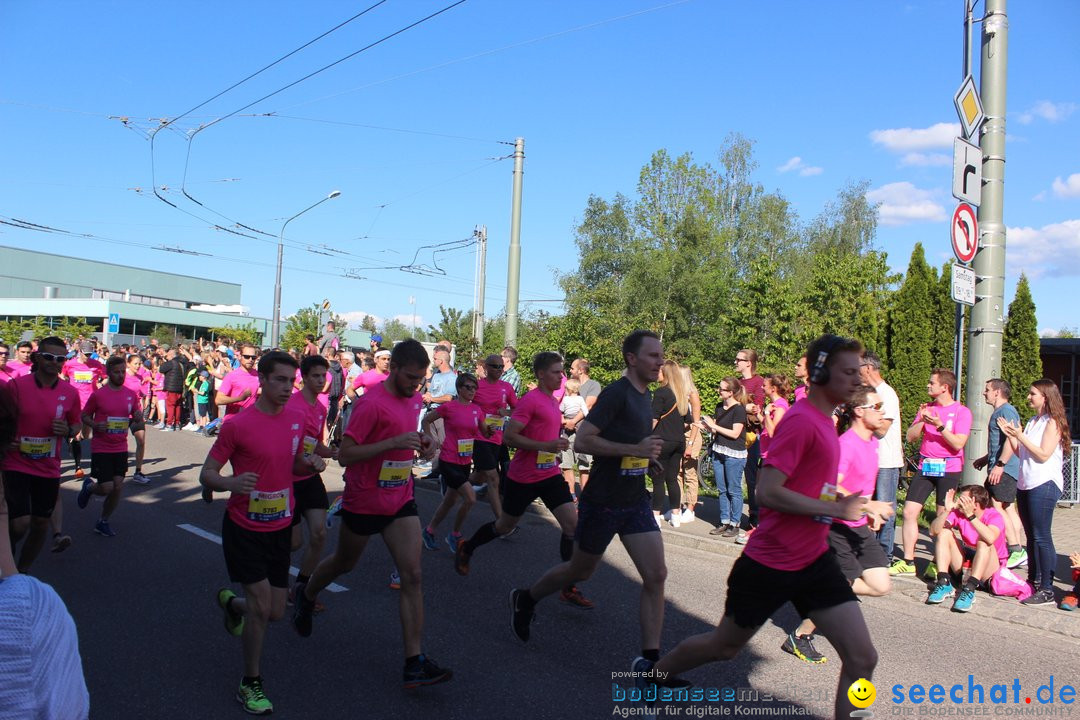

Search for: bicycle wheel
xmin=697 ymin=449 xmax=715 ymax=492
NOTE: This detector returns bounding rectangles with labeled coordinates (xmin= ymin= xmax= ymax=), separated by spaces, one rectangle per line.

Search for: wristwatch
xmin=994 ymin=461 xmax=1005 ymax=468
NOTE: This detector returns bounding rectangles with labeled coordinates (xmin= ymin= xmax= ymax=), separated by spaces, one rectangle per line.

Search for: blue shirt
xmin=427 ymin=370 xmax=458 ymax=409
xmin=988 ymin=402 xmax=1021 ymax=478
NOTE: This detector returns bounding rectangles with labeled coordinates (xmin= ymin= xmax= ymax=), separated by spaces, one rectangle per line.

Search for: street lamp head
xmin=328 ymin=190 xmax=342 ymax=199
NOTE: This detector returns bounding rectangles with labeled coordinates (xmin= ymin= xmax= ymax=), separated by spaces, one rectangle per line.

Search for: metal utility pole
xmin=963 ymin=0 xmax=1008 ymax=484
xmin=504 ymin=137 xmax=524 ymax=347
xmin=472 ymin=225 xmax=487 ymax=346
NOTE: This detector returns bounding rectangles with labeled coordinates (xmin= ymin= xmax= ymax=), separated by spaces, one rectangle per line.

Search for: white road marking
xmin=177 ymin=523 xmax=349 ymax=593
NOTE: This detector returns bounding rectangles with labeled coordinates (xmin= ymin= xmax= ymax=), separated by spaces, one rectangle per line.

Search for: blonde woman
xmin=650 ymin=360 xmax=692 ymax=527
xmin=677 ymin=365 xmax=702 ymax=523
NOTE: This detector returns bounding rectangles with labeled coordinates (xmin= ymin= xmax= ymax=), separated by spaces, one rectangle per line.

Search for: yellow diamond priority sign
xmin=954 ymin=75 xmax=984 ymax=140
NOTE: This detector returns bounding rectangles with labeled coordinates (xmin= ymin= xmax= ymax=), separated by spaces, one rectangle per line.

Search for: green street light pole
xmin=963 ymin=0 xmax=1008 ymax=484
xmin=504 ymin=137 xmax=524 ymax=347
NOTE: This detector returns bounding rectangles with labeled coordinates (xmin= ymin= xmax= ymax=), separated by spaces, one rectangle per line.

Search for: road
xmin=30 ymin=427 xmax=1080 ymax=719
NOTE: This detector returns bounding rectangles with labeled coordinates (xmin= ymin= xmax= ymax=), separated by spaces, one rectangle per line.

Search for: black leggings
xmin=650 ymin=439 xmax=685 ymax=513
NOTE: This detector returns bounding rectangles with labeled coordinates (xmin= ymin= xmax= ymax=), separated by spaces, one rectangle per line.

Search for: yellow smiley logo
xmin=848 ymin=678 xmax=876 ymax=709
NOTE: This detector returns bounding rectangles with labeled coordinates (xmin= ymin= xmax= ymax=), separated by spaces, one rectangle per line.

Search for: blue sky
xmin=2 ymin=1 xmax=1077 ymax=335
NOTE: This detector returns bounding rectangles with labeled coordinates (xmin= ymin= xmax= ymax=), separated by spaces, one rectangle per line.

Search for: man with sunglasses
xmin=0 ymin=343 xmax=21 ymax=384
xmin=216 ymin=345 xmax=261 ymax=424
xmin=1 ymin=337 xmax=82 ymax=573
xmin=780 ymin=385 xmax=893 ymax=664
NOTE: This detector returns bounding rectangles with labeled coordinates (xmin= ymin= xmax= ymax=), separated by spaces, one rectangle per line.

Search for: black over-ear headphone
xmin=808 ymin=335 xmax=846 ymax=386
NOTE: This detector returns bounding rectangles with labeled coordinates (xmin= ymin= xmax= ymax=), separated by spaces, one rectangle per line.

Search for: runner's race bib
xmin=377 ymin=460 xmax=412 ymax=488
xmin=813 ymin=482 xmax=837 ymax=524
xmin=73 ymin=371 xmax=94 ymax=383
xmin=536 ymin=451 xmax=557 ymax=470
xmin=457 ymin=439 xmax=474 ymax=459
xmin=247 ymin=488 xmax=291 ymax=522
xmin=303 ymin=435 xmax=318 ymax=456
xmin=921 ymin=458 xmax=947 ymax=478
xmin=106 ymin=417 xmax=128 ymax=434
xmin=19 ymin=436 xmax=56 ymax=459
xmin=620 ymin=456 xmax=648 ymax=477
xmin=484 ymin=414 xmax=507 ymax=432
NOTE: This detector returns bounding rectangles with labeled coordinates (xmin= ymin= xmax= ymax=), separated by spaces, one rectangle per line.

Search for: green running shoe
xmin=217 ymin=588 xmax=244 ymax=637
xmin=236 ymin=678 xmax=273 ymax=715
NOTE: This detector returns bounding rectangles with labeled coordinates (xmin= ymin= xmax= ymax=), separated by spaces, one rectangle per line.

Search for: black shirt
xmin=652 ymin=386 xmax=691 ymax=442
xmin=578 ymin=377 xmax=654 ymax=508
xmin=712 ymin=402 xmax=747 ymax=452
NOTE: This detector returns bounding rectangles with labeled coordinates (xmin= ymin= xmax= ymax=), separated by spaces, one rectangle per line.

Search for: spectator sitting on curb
xmin=926 ymin=485 xmax=1006 ymax=612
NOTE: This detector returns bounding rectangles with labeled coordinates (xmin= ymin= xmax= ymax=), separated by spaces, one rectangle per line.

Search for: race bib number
xmin=619 ymin=456 xmax=649 ymax=477
xmin=813 ymin=482 xmax=837 ymax=524
xmin=484 ymin=414 xmax=507 ymax=432
xmin=73 ymin=371 xmax=94 ymax=383
xmin=302 ymin=435 xmax=318 ymax=456
xmin=457 ymin=438 xmax=474 ymax=459
xmin=921 ymin=458 xmax=947 ymax=478
xmin=536 ymin=451 xmax=557 ymax=470
xmin=247 ymin=488 xmax=291 ymax=522
xmin=106 ymin=416 xmax=128 ymax=434
xmin=377 ymin=460 xmax=412 ymax=488
xmin=19 ymin=436 xmax=56 ymax=459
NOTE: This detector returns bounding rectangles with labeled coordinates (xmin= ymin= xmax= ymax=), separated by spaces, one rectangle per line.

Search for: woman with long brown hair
xmin=650 ymin=360 xmax=692 ymax=527
xmin=999 ymin=378 xmax=1071 ymax=606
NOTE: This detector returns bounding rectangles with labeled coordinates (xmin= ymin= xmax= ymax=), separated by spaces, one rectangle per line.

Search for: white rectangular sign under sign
xmin=952 ymin=137 xmax=982 ymax=206
xmin=951 ymin=264 xmax=976 ymax=306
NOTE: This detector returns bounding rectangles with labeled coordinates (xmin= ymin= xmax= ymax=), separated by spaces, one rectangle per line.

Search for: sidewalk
xmin=414 ymin=473 xmax=1080 ymax=639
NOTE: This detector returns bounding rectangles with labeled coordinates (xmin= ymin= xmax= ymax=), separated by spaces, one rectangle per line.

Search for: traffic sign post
xmin=108 ymin=313 xmax=120 ymax=334
xmin=951 ymin=203 xmax=979 ymax=263
xmin=951 ymin=264 xmax=976 ymax=306
xmin=952 ymin=137 xmax=982 ymax=206
xmin=954 ymin=75 xmax=985 ymax=139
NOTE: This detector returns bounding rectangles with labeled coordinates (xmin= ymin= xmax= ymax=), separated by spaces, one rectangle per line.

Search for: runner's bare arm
xmin=503 ymin=419 xmax=568 ymax=453
xmin=200 ymin=456 xmax=257 ymax=493
xmin=756 ymin=466 xmax=865 ymax=521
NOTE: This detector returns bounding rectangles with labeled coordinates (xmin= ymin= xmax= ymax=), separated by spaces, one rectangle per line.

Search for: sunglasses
xmin=856 ymin=402 xmax=884 ymax=411
xmin=735 ymin=357 xmax=748 ymax=363
xmin=460 ymin=384 xmax=478 ymax=391
xmin=242 ymin=354 xmax=258 ymax=360
xmin=37 ymin=352 xmax=66 ymax=362
xmin=0 ymin=352 xmax=8 ymax=357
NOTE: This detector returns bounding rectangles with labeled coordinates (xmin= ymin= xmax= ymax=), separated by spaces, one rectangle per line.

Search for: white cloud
xmin=865 ymin=182 xmax=947 ymax=226
xmin=869 ymin=122 xmax=959 ymax=152
xmin=338 ymin=310 xmax=381 ymax=328
xmin=777 ymin=156 xmax=823 ymax=176
xmin=1017 ymin=101 xmax=1077 ymax=125
xmin=900 ymin=152 xmax=951 ymax=167
xmin=392 ymin=313 xmax=425 ymax=328
xmin=1041 ymin=328 xmax=1062 ymax=338
xmin=1052 ymin=173 xmax=1080 ymax=198
xmin=1006 ymin=219 xmax=1080 ymax=278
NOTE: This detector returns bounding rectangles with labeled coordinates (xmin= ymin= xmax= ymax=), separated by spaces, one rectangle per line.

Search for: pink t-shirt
xmin=552 ymin=375 xmax=568 ymax=403
xmin=759 ymin=397 xmax=790 ymax=458
xmin=833 ymin=429 xmax=880 ymax=529
xmin=473 ymin=378 xmax=518 ymax=446
xmin=136 ymin=366 xmax=151 ymax=395
xmin=436 ymin=400 xmax=483 ymax=465
xmin=0 ymin=375 xmax=82 ymax=479
xmin=0 ymin=364 xmax=21 ymax=384
xmin=794 ymin=385 xmax=808 ymax=403
xmin=210 ymin=405 xmax=305 ymax=532
xmin=341 ymin=381 xmax=424 ymax=516
xmin=219 ymin=368 xmax=260 ymax=422
xmin=507 ymin=389 xmax=563 ymax=484
xmin=5 ymin=361 xmax=32 ymax=379
xmin=151 ymin=372 xmax=165 ymax=396
xmin=351 ymin=369 xmax=389 ymax=393
xmin=919 ymin=401 xmax=973 ymax=472
xmin=744 ymin=400 xmax=841 ymax=571
xmin=946 ymin=506 xmax=1008 ymax=564
xmin=62 ymin=359 xmax=105 ymax=408
xmin=123 ymin=372 xmax=146 ymax=400
xmin=83 ymin=384 xmax=140 ymax=454
xmin=285 ymin=391 xmax=328 ymax=473
xmin=742 ymin=375 xmax=765 ymax=407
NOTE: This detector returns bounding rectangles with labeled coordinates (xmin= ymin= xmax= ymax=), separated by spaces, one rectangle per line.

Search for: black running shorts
xmin=827 ymin=522 xmax=889 ymax=582
xmin=2 ymin=471 xmax=60 ymax=519
xmin=90 ymin=452 xmax=129 ymax=483
xmin=723 ymin=550 xmax=857 ymax=629
xmin=291 ymin=474 xmax=329 ymax=526
xmin=339 ymin=499 xmax=419 ymax=536
xmin=221 ymin=513 xmax=292 ymax=588
xmin=574 ymin=496 xmax=658 ymax=555
xmin=440 ymin=461 xmax=472 ymax=491
xmin=502 ymin=474 xmax=573 ymax=518
xmin=472 ymin=440 xmax=500 ymax=472
xmin=907 ymin=470 xmax=961 ymax=507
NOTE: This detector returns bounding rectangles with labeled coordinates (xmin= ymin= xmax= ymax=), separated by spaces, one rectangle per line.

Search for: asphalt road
xmin=28 ymin=427 xmax=1080 ymax=720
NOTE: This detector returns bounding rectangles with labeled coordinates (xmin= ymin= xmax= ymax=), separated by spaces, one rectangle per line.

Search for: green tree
xmin=52 ymin=317 xmax=100 ymax=342
xmin=208 ymin=322 xmax=261 ymax=347
xmin=886 ymin=243 xmax=936 ymax=427
xmin=149 ymin=324 xmax=182 ymax=347
xmin=281 ymin=304 xmax=345 ymax=353
xmin=1001 ymin=273 xmax=1042 ymax=420
xmin=359 ymin=314 xmax=378 ymax=333
xmin=931 ymin=261 xmax=957 ymax=373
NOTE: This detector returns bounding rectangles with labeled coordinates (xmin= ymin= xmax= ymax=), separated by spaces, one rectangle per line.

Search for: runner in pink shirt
xmin=759 ymin=374 xmax=791 ymax=459
xmin=62 ymin=342 xmax=105 ymax=479
xmin=292 ymin=340 xmax=451 ymax=691
xmin=350 ymin=349 xmax=390 ymax=394
xmin=0 ymin=336 xmax=82 ymax=574
xmin=199 ymin=350 xmax=326 ymax=715
xmin=927 ymin=484 xmax=1007 ymax=612
xmin=780 ymin=386 xmax=894 ymax=664
xmin=470 ymin=353 xmax=518 ymax=521
xmin=216 ymin=345 xmax=261 ymax=423
xmin=648 ymin=336 xmax=893 ymax=719
xmin=793 ymin=354 xmax=809 ymax=403
xmin=6 ymin=342 xmax=33 ymax=379
xmin=0 ymin=342 xmax=20 ymax=384
xmin=420 ymin=373 xmax=489 ymax=552
xmin=284 ymin=355 xmax=339 ymax=610
xmin=75 ymin=355 xmax=144 ymax=537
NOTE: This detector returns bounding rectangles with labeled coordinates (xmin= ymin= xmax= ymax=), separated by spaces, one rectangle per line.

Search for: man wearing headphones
xmin=639 ymin=336 xmax=893 ymax=720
